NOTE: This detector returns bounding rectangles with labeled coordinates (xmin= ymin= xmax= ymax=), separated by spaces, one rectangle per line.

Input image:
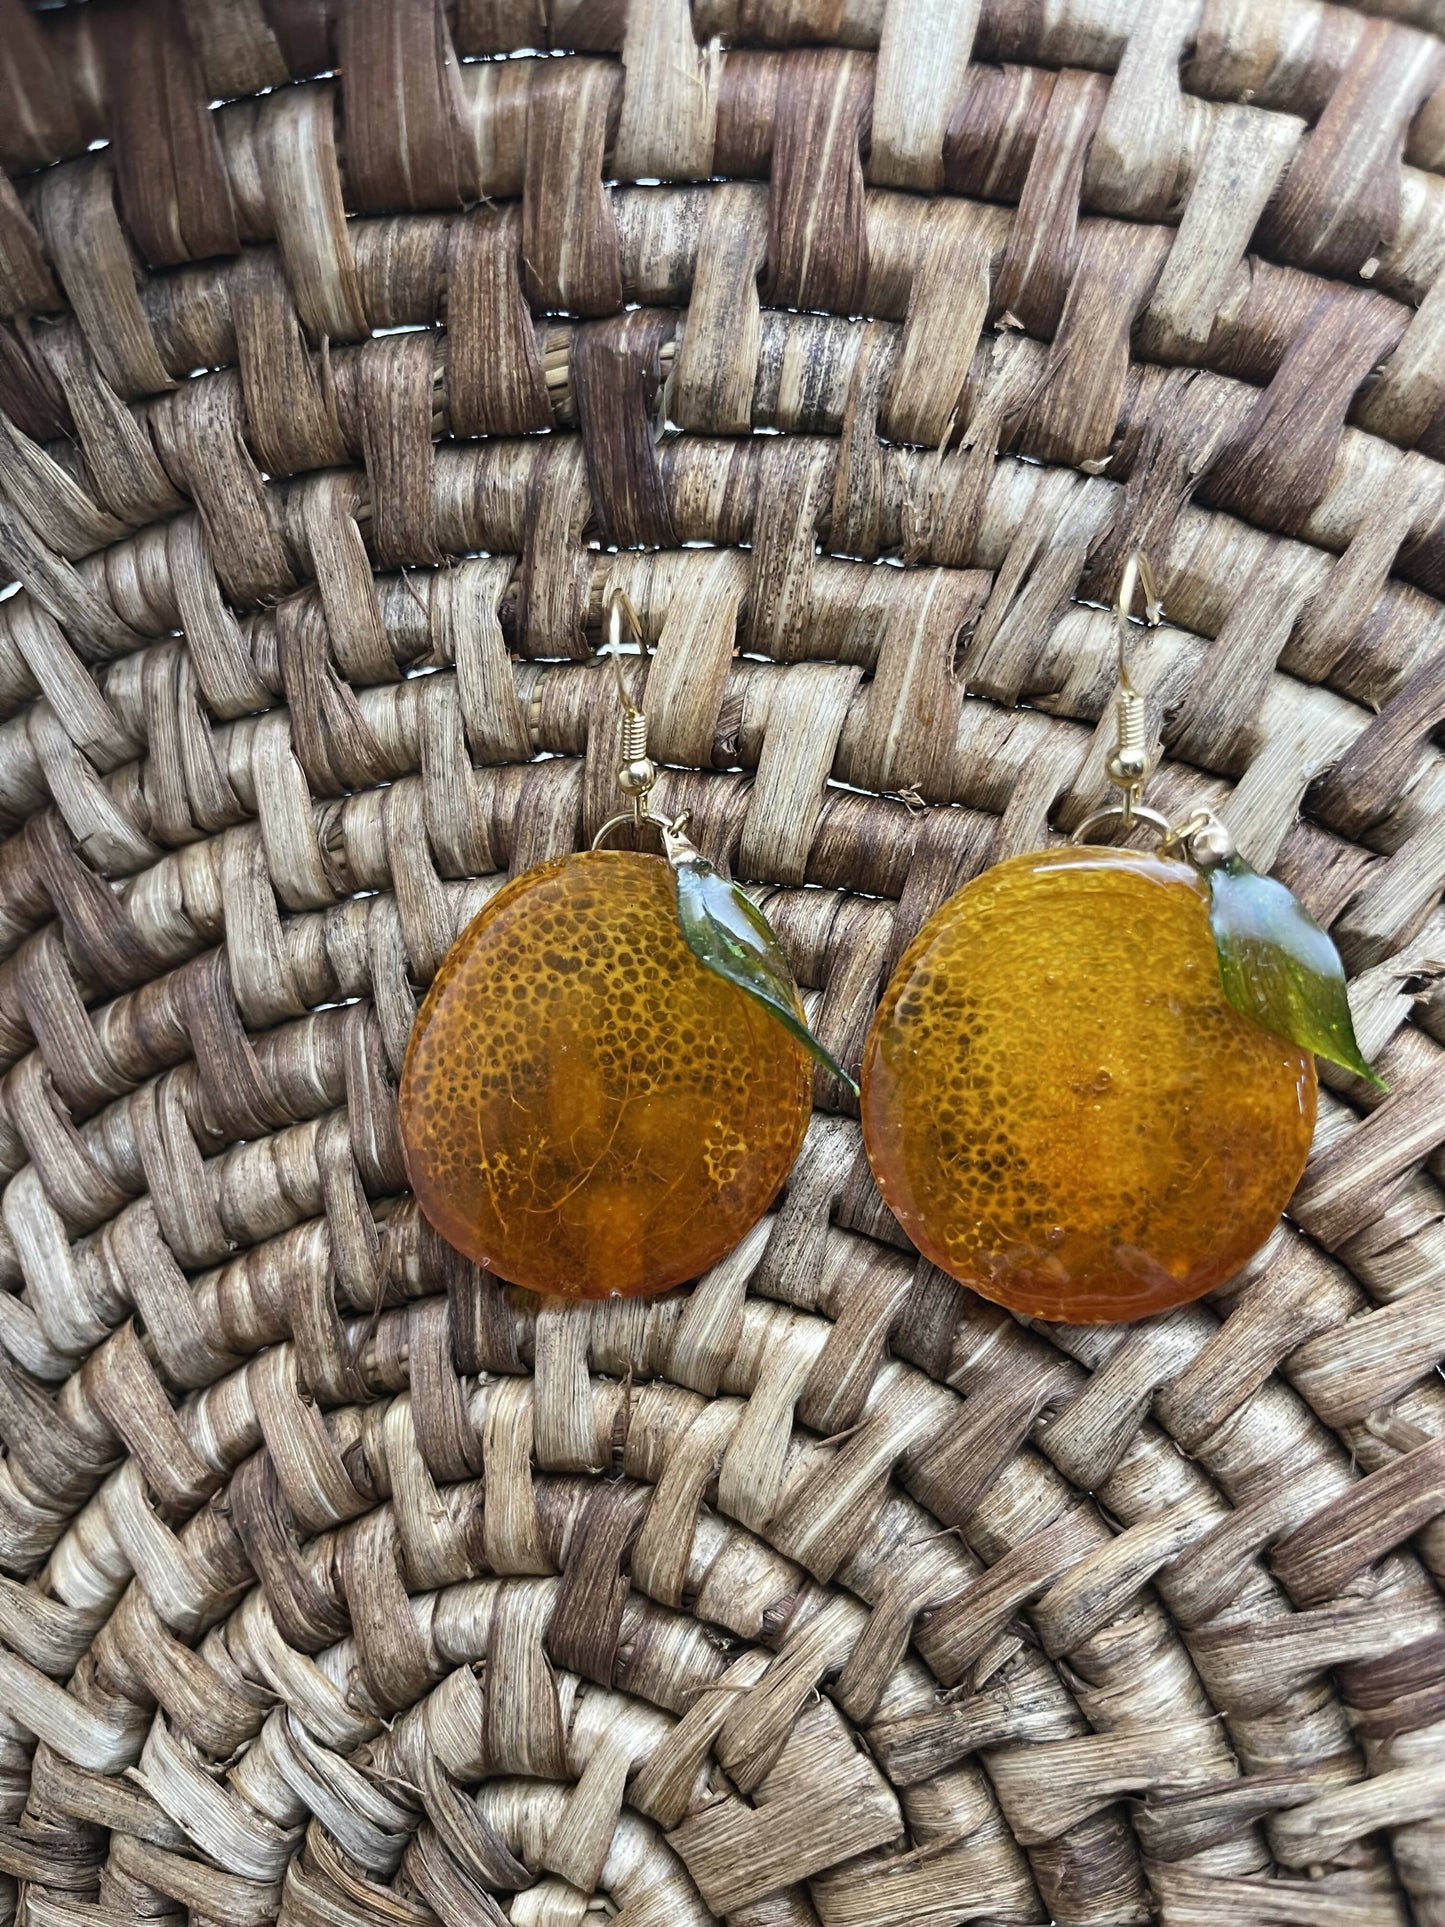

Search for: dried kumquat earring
xmin=861 ymin=552 xmax=1384 ymax=1325
xmin=400 ymin=593 xmax=850 ymax=1300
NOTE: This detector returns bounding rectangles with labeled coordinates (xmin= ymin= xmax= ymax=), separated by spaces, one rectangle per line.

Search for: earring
xmin=400 ymin=592 xmax=850 ymax=1300
xmin=861 ymin=553 xmax=1382 ymax=1325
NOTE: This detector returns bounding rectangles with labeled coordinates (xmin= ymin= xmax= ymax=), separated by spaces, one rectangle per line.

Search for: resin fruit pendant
xmin=400 ymin=851 xmax=812 ymax=1299
xmin=861 ymin=846 xmax=1318 ymax=1323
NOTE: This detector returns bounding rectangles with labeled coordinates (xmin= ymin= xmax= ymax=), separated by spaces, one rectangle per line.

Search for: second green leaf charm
xmin=1202 ymin=852 xmax=1385 ymax=1088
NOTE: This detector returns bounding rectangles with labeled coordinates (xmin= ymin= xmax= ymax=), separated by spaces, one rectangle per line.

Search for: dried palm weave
xmin=0 ymin=1 xmax=1442 ymax=1923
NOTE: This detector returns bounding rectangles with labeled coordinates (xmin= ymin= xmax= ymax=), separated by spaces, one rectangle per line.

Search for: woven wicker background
xmin=0 ymin=1 xmax=1443 ymax=1924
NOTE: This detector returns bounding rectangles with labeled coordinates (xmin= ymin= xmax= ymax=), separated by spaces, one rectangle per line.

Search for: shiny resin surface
xmin=861 ymin=847 xmax=1317 ymax=1322
xmin=401 ymin=851 xmax=812 ymax=1298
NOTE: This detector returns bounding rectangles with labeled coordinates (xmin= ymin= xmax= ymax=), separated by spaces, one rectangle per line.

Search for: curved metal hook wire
xmin=603 ymin=588 xmax=648 ymax=695
xmin=1074 ymin=555 xmax=1240 ymax=866
xmin=592 ymin=590 xmax=661 ymax=840
xmin=1106 ymin=550 xmax=1164 ymax=827
xmin=603 ymin=591 xmax=650 ymax=754
xmin=1114 ymin=548 xmax=1163 ymax=697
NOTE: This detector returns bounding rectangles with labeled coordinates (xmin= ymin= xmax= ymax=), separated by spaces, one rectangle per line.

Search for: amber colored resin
xmin=861 ymin=847 xmax=1317 ymax=1322
xmin=400 ymin=851 xmax=812 ymax=1298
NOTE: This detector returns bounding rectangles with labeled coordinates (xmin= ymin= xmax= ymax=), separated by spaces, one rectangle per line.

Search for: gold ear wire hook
xmin=601 ymin=589 xmax=656 ymax=828
xmin=591 ymin=591 xmax=703 ymax=855
xmin=1108 ymin=549 xmax=1163 ymax=828
xmin=604 ymin=588 xmax=648 ymax=694
xmin=1072 ymin=551 xmax=1237 ymax=863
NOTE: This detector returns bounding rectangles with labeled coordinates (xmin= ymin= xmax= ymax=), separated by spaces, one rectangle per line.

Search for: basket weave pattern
xmin=0 ymin=1 xmax=1443 ymax=1923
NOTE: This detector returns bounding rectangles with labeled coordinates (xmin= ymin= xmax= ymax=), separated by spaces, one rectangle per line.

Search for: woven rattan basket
xmin=0 ymin=2 xmax=1444 ymax=1923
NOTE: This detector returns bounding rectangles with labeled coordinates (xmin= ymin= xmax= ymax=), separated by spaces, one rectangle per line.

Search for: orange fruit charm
xmin=400 ymin=851 xmax=811 ymax=1299
xmin=861 ymin=846 xmax=1317 ymax=1322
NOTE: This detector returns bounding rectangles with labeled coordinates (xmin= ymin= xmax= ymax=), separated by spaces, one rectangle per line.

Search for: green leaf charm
xmin=673 ymin=855 xmax=859 ymax=1094
xmin=1206 ymin=855 xmax=1386 ymax=1088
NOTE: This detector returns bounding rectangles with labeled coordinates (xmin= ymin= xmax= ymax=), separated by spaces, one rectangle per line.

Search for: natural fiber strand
xmin=0 ymin=3 xmax=1439 ymax=1925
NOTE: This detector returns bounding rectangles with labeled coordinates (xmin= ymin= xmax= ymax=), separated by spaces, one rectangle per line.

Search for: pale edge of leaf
xmin=1208 ymin=861 xmax=1389 ymax=1091
xmin=674 ymin=864 xmax=861 ymax=1096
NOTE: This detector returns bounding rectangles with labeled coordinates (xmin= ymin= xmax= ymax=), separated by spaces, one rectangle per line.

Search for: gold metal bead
xmin=618 ymin=757 xmax=657 ymax=795
xmin=1108 ymin=748 xmax=1150 ymax=785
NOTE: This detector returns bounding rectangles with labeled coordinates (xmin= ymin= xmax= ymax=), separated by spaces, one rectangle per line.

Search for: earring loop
xmin=1072 ymin=550 xmax=1237 ymax=870
xmin=595 ymin=588 xmax=660 ymax=839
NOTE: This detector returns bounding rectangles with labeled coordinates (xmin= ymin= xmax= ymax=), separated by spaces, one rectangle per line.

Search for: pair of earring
xmin=401 ymin=564 xmax=1380 ymax=1323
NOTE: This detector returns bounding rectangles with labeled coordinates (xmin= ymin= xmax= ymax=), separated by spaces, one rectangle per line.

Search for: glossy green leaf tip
xmin=1206 ymin=856 xmax=1387 ymax=1089
xmin=674 ymin=858 xmax=860 ymax=1094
